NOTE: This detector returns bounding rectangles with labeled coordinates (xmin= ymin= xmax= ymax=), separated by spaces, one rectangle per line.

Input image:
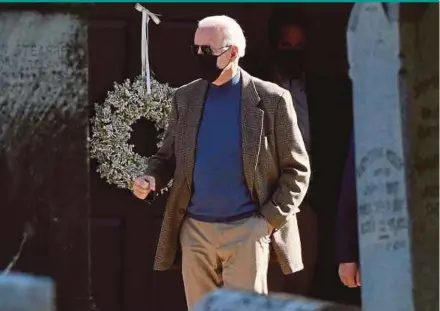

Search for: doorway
xmin=87 ymin=3 xmax=360 ymax=310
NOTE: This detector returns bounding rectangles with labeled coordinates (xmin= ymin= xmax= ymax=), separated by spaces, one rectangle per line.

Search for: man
xmin=335 ymin=135 xmax=361 ymax=288
xmin=132 ymin=15 xmax=311 ymax=309
xmin=266 ymin=10 xmax=310 ymax=153
xmin=262 ymin=11 xmax=318 ymax=295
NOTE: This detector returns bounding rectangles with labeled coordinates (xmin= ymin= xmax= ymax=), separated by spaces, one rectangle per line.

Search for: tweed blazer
xmin=146 ymin=69 xmax=311 ymax=275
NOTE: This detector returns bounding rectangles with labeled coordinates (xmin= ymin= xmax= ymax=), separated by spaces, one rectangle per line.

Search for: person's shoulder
xmin=244 ymin=72 xmax=294 ymax=115
xmin=175 ymin=78 xmax=207 ymax=97
xmin=250 ymin=75 xmax=289 ymax=100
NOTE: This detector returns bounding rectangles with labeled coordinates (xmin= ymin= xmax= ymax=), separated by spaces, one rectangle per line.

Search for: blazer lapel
xmin=240 ymin=69 xmax=263 ymax=196
xmin=183 ymin=79 xmax=208 ymax=190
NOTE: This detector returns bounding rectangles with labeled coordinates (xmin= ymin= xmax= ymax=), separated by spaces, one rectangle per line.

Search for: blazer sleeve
xmin=260 ymin=90 xmax=311 ymax=229
xmin=335 ymin=135 xmax=359 ymax=263
xmin=144 ymin=93 xmax=178 ymax=191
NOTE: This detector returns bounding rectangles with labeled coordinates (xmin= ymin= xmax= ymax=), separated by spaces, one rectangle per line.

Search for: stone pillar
xmin=0 ymin=11 xmax=93 ymax=311
xmin=347 ymin=3 xmax=438 ymax=311
xmin=0 ymin=273 xmax=55 ymax=311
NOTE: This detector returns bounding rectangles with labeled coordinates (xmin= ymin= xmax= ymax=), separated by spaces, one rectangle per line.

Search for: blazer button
xmin=179 ymin=209 xmax=186 ymax=215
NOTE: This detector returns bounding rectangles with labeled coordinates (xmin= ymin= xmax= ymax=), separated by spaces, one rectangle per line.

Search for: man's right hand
xmin=132 ymin=175 xmax=156 ymax=200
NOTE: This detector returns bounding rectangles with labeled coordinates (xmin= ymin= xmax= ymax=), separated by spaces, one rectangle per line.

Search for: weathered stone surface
xmin=0 ymin=11 xmax=92 ymax=311
xmin=347 ymin=3 xmax=438 ymax=311
xmin=400 ymin=4 xmax=439 ymax=310
xmin=193 ymin=289 xmax=360 ymax=311
xmin=0 ymin=272 xmax=55 ymax=311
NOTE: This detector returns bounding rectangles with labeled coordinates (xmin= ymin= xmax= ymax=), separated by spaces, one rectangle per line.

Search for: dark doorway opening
xmin=87 ymin=3 xmax=359 ymax=310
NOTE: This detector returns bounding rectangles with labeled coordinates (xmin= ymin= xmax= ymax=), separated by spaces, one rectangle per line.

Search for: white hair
xmin=198 ymin=15 xmax=246 ymax=58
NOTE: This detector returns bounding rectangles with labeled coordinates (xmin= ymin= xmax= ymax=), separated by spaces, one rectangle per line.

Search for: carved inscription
xmin=0 ymin=44 xmax=69 ymax=85
xmin=414 ymin=86 xmax=439 ymax=221
xmin=417 ymin=103 xmax=439 ymax=141
xmin=357 ymin=148 xmax=410 ymax=251
xmin=413 ymin=74 xmax=439 ymax=99
xmin=0 ymin=25 xmax=85 ymax=140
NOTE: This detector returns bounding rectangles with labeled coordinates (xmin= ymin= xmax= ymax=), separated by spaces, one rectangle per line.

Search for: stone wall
xmin=0 ymin=11 xmax=92 ymax=311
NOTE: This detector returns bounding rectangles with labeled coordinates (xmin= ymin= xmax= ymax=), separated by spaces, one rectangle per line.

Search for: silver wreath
xmin=90 ymin=75 xmax=175 ymax=193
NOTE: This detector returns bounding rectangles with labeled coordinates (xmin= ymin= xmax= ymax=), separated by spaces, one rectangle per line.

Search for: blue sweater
xmin=187 ymin=72 xmax=257 ymax=222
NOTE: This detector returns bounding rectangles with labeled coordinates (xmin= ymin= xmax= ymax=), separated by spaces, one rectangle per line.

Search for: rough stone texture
xmin=0 ymin=12 xmax=93 ymax=311
xmin=347 ymin=3 xmax=438 ymax=311
xmin=400 ymin=4 xmax=439 ymax=310
xmin=0 ymin=272 xmax=55 ymax=311
xmin=193 ymin=289 xmax=360 ymax=311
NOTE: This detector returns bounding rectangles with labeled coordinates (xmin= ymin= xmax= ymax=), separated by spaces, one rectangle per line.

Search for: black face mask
xmin=195 ymin=52 xmax=231 ymax=82
xmin=274 ymin=49 xmax=305 ymax=78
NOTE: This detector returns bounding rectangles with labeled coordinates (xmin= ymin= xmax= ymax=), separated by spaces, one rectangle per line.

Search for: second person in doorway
xmin=262 ymin=9 xmax=318 ymax=296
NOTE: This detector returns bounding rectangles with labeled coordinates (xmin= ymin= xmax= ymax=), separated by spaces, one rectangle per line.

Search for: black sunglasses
xmin=192 ymin=44 xmax=231 ymax=56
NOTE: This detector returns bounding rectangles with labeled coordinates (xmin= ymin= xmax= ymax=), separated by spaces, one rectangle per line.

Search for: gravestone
xmin=0 ymin=11 xmax=93 ymax=311
xmin=0 ymin=272 xmax=55 ymax=311
xmin=347 ymin=3 xmax=438 ymax=311
xmin=193 ymin=289 xmax=360 ymax=311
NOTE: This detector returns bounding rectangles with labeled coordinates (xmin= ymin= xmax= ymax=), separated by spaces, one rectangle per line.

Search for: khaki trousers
xmin=180 ymin=215 xmax=271 ymax=310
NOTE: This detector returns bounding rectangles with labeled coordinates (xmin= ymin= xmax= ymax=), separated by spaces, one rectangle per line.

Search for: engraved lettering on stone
xmin=414 ymin=153 xmax=439 ymax=174
xmin=413 ymin=74 xmax=439 ymax=99
xmin=356 ymin=147 xmax=383 ymax=178
xmin=0 ymin=13 xmax=86 ymax=148
xmin=356 ymin=148 xmax=409 ymax=251
xmin=373 ymin=167 xmax=391 ymax=177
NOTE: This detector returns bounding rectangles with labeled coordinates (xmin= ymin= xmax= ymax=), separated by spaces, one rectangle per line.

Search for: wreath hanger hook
xmin=135 ymin=3 xmax=161 ymax=94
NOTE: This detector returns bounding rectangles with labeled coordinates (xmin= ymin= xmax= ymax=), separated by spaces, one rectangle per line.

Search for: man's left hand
xmin=338 ymin=262 xmax=361 ymax=288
